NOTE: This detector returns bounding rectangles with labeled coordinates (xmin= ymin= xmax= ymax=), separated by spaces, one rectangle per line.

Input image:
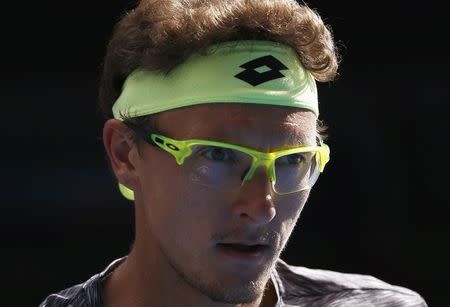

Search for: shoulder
xmin=274 ymin=259 xmax=427 ymax=306
xmin=39 ymin=257 xmax=126 ymax=307
xmin=38 ymin=283 xmax=87 ymax=307
xmin=39 ymin=272 xmax=104 ymax=307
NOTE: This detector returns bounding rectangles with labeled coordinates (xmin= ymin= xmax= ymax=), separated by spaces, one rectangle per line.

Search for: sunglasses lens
xmin=183 ymin=145 xmax=321 ymax=194
xmin=273 ymin=152 xmax=320 ymax=194
xmin=185 ymin=145 xmax=252 ymax=190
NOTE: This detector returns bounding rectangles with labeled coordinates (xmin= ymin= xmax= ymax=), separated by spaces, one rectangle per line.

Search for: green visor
xmin=112 ymin=40 xmax=319 ymax=119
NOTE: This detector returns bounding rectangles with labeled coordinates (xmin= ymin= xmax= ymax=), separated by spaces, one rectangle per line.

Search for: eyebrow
xmin=126 ymin=122 xmax=318 ymax=155
xmin=286 ymin=133 xmax=311 ymax=147
xmin=205 ymin=126 xmax=315 ymax=151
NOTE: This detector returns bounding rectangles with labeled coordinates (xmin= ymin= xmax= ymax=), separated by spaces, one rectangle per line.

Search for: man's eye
xmin=278 ymin=153 xmax=306 ymax=165
xmin=201 ymin=147 xmax=235 ymax=162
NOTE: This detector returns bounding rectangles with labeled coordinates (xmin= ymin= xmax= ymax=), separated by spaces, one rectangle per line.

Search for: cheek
xmin=275 ymin=190 xmax=310 ymax=243
xmin=141 ymin=166 xmax=226 ymax=246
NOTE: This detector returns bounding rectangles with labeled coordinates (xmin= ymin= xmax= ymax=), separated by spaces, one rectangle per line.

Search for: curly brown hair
xmin=99 ymin=0 xmax=339 ymax=122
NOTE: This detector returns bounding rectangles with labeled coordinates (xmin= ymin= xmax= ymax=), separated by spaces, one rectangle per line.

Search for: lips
xmin=217 ymin=243 xmax=270 ymax=257
xmin=215 ymin=240 xmax=273 ymax=268
xmin=217 ymin=243 xmax=267 ymax=252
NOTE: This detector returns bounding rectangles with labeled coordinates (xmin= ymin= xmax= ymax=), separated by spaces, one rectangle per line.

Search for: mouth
xmin=216 ymin=243 xmax=270 ymax=263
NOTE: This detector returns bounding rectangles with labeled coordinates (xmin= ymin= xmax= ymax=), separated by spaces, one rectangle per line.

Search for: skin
xmin=102 ymin=104 xmax=317 ymax=307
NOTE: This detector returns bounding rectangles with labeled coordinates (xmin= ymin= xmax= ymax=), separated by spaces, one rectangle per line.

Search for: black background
xmin=2 ymin=1 xmax=449 ymax=306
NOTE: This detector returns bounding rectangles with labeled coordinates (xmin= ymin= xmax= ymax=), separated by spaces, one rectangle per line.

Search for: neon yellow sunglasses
xmin=122 ymin=122 xmax=330 ymax=199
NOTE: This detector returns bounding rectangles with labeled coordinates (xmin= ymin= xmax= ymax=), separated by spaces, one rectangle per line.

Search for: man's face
xmin=132 ymin=104 xmax=317 ymax=304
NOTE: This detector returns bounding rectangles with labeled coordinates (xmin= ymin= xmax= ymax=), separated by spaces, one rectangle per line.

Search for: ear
xmin=103 ymin=119 xmax=140 ymax=192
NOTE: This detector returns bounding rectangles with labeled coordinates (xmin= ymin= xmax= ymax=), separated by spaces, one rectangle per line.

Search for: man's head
xmin=101 ymin=0 xmax=338 ymax=304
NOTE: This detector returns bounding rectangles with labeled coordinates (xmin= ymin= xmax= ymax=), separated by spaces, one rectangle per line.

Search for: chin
xmin=170 ymin=254 xmax=272 ymax=304
xmin=204 ymin=278 xmax=267 ymax=304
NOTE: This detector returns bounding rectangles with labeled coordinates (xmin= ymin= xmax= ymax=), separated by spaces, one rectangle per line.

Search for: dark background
xmin=2 ymin=1 xmax=449 ymax=306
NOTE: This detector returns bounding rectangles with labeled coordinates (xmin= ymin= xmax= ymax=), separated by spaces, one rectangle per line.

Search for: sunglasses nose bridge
xmin=241 ymin=156 xmax=275 ymax=182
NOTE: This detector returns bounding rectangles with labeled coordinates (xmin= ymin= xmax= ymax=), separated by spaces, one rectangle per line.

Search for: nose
xmin=231 ymin=166 xmax=276 ymax=225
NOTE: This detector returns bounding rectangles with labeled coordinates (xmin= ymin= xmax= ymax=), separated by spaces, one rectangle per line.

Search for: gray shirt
xmin=39 ymin=257 xmax=427 ymax=307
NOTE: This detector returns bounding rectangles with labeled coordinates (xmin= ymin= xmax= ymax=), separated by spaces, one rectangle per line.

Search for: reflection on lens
xmin=185 ymin=145 xmax=252 ymax=190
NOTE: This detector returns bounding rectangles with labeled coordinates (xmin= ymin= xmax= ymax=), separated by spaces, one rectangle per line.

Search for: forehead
xmin=154 ymin=104 xmax=317 ymax=149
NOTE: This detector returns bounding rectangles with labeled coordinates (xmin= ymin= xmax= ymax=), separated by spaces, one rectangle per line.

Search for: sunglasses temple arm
xmin=123 ymin=121 xmax=160 ymax=147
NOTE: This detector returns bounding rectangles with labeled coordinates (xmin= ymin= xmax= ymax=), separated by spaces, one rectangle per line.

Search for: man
xmin=40 ymin=0 xmax=427 ymax=306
